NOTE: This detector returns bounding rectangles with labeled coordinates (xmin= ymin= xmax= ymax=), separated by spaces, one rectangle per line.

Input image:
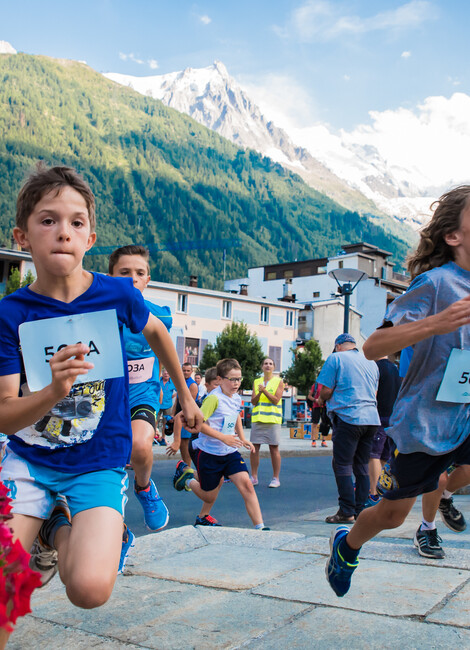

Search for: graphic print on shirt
xmin=17 ymin=379 xmax=106 ymax=448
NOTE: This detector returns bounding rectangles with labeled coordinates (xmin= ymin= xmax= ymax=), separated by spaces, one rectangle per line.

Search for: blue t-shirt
xmin=317 ymin=349 xmax=380 ymax=425
xmin=0 ymin=273 xmax=149 ymax=473
xmin=160 ymin=377 xmax=176 ymax=410
xmin=124 ymin=299 xmax=172 ymax=411
xmin=383 ymin=261 xmax=470 ymax=455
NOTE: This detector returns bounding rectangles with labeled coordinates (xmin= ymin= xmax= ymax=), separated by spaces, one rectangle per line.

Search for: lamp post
xmin=328 ymin=268 xmax=368 ymax=333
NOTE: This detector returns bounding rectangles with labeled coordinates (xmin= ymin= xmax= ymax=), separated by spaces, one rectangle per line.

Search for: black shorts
xmin=370 ymin=417 xmax=393 ymax=461
xmin=130 ymin=404 xmax=157 ymax=429
xmin=379 ymin=433 xmax=470 ymax=501
xmin=192 ymin=448 xmax=249 ymax=491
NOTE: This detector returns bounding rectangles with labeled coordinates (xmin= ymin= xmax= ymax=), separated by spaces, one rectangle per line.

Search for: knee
xmin=377 ymin=502 xmax=408 ymax=529
xmin=66 ymin=575 xmax=114 ymax=609
xmin=131 ymin=437 xmax=152 ymax=461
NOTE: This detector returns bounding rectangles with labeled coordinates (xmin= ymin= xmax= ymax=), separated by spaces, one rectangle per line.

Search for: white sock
xmin=442 ymin=489 xmax=453 ymax=499
xmin=254 ymin=523 xmax=265 ymax=530
xmin=420 ymin=518 xmax=436 ymax=531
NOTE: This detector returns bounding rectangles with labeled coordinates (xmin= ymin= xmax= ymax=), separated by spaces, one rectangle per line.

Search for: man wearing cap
xmin=316 ymin=333 xmax=380 ymax=524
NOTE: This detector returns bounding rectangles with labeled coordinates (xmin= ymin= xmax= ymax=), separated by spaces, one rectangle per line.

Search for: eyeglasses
xmin=223 ymin=376 xmax=243 ymax=384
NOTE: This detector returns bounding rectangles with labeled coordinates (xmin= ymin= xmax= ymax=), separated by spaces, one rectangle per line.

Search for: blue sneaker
xmin=325 ymin=526 xmax=358 ymax=597
xmin=135 ymin=479 xmax=169 ymax=531
xmin=118 ymin=526 xmax=135 ymax=575
xmin=173 ymin=461 xmax=194 ymax=492
xmin=364 ymin=494 xmax=381 ymax=509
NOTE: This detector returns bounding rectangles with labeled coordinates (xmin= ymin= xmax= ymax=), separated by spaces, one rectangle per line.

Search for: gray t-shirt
xmin=385 ymin=261 xmax=470 ymax=455
xmin=317 ymin=349 xmax=380 ymax=425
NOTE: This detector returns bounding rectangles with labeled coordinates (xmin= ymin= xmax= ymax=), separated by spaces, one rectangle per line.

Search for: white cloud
xmin=199 ymin=15 xmax=211 ymax=25
xmin=119 ymin=52 xmax=158 ymax=69
xmin=343 ymin=74 xmax=351 ymax=81
xmin=276 ymin=0 xmax=436 ymax=42
xmin=401 ymin=50 xmax=411 ymax=58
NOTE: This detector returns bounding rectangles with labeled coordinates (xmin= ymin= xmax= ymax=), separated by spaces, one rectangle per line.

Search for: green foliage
xmin=282 ymin=339 xmax=324 ymax=397
xmin=198 ymin=322 xmax=265 ymax=390
xmin=0 ymin=53 xmax=411 ymax=290
xmin=3 ymin=267 xmax=36 ymax=296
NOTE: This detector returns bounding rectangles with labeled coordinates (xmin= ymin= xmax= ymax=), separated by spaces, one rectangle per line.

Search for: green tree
xmin=198 ymin=322 xmax=265 ymax=390
xmin=282 ymin=339 xmax=324 ymax=397
xmin=3 ymin=267 xmax=36 ymax=296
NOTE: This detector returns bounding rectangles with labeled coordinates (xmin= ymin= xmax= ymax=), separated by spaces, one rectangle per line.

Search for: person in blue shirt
xmin=157 ymin=368 xmax=176 ymax=445
xmin=109 ymin=245 xmax=172 ymax=559
xmin=0 ymin=166 xmax=202 ymax=649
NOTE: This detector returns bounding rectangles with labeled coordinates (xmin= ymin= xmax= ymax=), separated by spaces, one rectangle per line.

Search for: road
xmin=125 ymin=455 xmax=338 ymax=536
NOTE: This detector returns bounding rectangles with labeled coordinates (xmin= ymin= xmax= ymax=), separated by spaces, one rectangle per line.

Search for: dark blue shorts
xmin=193 ymin=448 xmax=249 ymax=492
xmin=379 ymin=433 xmax=470 ymax=501
xmin=370 ymin=417 xmax=393 ymax=461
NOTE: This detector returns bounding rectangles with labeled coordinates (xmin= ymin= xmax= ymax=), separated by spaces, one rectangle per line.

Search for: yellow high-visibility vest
xmin=252 ymin=376 xmax=283 ymax=424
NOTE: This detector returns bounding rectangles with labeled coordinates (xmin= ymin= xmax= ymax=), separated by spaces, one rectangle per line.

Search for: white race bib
xmin=221 ymin=414 xmax=238 ymax=435
xmin=436 ymin=348 xmax=470 ymax=403
xmin=19 ymin=309 xmax=124 ymax=392
xmin=128 ymin=357 xmax=155 ymax=384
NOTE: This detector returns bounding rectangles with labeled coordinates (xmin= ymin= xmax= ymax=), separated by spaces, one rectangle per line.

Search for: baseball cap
xmin=334 ymin=333 xmax=356 ymax=346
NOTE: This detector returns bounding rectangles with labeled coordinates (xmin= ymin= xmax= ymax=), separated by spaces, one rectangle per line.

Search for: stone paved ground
xmin=11 ymin=496 xmax=470 ymax=649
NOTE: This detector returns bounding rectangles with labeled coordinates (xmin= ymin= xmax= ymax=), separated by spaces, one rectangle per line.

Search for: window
xmin=283 ymin=269 xmax=293 ymax=278
xmin=266 ymin=272 xmax=276 ymax=280
xmin=338 ymin=261 xmax=344 ymax=269
xmin=285 ymin=310 xmax=294 ymax=327
xmin=177 ymin=293 xmax=188 ymax=313
xmin=268 ymin=346 xmax=281 ymax=371
xmin=222 ymin=300 xmax=232 ymax=319
xmin=260 ymin=306 xmax=269 ymax=324
xmin=184 ymin=338 xmax=199 ymax=366
xmin=313 ymin=291 xmax=320 ymax=298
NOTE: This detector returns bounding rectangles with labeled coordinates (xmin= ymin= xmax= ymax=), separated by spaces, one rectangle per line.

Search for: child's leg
xmin=347 ymin=496 xmax=417 ymax=549
xmin=446 ymin=464 xmax=470 ymax=492
xmin=269 ymin=445 xmax=281 ymax=480
xmin=187 ymin=477 xmax=220 ymax=510
xmin=250 ymin=443 xmax=261 ymax=480
xmin=180 ymin=438 xmax=191 ymax=467
xmin=131 ymin=418 xmax=155 ymax=489
xmin=422 ymin=472 xmax=448 ymax=524
xmin=57 ymin=506 xmax=122 ymax=609
xmin=197 ymin=478 xmax=223 ymax=518
xmin=229 ymin=471 xmax=263 ymax=526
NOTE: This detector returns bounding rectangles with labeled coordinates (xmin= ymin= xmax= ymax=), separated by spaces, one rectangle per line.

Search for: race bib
xmin=436 ymin=348 xmax=470 ymax=403
xmin=128 ymin=357 xmax=155 ymax=384
xmin=19 ymin=309 xmax=124 ymax=392
xmin=222 ymin=414 xmax=238 ymax=435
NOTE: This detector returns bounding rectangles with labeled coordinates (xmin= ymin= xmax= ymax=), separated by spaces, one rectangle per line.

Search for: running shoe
xmin=364 ymin=494 xmax=381 ymax=509
xmin=438 ymin=497 xmax=467 ymax=532
xmin=311 ymin=439 xmax=317 ymax=447
xmin=158 ymin=438 xmax=167 ymax=446
xmin=194 ymin=514 xmax=222 ymax=526
xmin=135 ymin=479 xmax=169 ymax=531
xmin=413 ymin=526 xmax=445 ymax=559
xmin=173 ymin=460 xmax=194 ymax=491
xmin=118 ymin=526 xmax=135 ymax=575
xmin=250 ymin=476 xmax=258 ymax=486
xmin=30 ymin=495 xmax=71 ymax=587
xmin=268 ymin=478 xmax=281 ymax=488
xmin=325 ymin=526 xmax=359 ymax=597
xmin=321 ymin=440 xmax=328 ymax=447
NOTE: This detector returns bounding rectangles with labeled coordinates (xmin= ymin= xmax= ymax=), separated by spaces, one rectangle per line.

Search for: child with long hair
xmin=326 ymin=185 xmax=470 ymax=597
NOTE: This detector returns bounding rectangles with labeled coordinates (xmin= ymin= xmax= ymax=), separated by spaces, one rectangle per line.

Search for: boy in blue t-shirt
xmin=0 ymin=165 xmax=202 ymax=647
xmin=109 ymin=245 xmax=172 ymax=564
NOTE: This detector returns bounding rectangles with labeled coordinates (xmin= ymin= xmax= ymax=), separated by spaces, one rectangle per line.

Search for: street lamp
xmin=328 ymin=268 xmax=368 ymax=334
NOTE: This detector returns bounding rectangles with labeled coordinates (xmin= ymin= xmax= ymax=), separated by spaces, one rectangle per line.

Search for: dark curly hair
xmin=407 ymin=185 xmax=470 ymax=279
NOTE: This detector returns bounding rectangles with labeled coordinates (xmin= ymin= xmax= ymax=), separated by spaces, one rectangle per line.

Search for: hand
xmin=49 ymin=343 xmax=94 ymax=399
xmin=180 ymin=399 xmax=204 ymax=433
xmin=243 ymin=440 xmax=255 ymax=453
xmin=166 ymin=441 xmax=180 ymax=456
xmin=223 ymin=435 xmax=243 ymax=448
xmin=433 ymin=295 xmax=470 ymax=334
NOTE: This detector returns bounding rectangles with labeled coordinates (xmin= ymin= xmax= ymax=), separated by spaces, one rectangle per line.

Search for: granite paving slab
xmin=129 ymin=543 xmax=307 ymax=589
xmin=196 ymin=526 xmax=305 ymax=549
xmin=426 ymin=579 xmax=470 ymax=628
xmin=280 ymin=535 xmax=470 ymax=569
xmin=10 ymin=616 xmax=146 ymax=650
xmin=252 ymin=556 xmax=470 ymax=617
xmin=20 ymin=576 xmax=309 ymax=649
xmin=124 ymin=525 xmax=208 ymax=573
xmin=242 ymin=605 xmax=470 ymax=649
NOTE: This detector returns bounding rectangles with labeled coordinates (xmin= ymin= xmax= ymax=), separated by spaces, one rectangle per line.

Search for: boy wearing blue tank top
xmin=0 ymin=165 xmax=202 ymax=647
xmin=172 ymin=359 xmax=269 ymax=530
xmin=109 ymin=245 xmax=172 ymax=570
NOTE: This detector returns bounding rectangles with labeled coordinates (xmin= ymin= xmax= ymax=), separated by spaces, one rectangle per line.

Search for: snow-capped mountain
xmin=0 ymin=41 xmax=16 ymax=55
xmin=104 ymin=63 xmax=384 ymax=219
xmin=104 ymin=61 xmax=448 ymax=230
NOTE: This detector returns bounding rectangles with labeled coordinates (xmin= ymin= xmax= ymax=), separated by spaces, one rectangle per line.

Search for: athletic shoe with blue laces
xmin=173 ymin=460 xmax=194 ymax=491
xmin=325 ymin=526 xmax=358 ymax=597
xmin=135 ymin=479 xmax=169 ymax=531
xmin=118 ymin=526 xmax=135 ymax=575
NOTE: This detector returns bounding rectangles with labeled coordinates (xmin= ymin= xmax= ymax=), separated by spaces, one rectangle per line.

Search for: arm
xmin=317 ymin=385 xmax=333 ymax=407
xmin=235 ymin=414 xmax=254 ymax=452
xmin=143 ymin=314 xmax=202 ymax=431
xmin=363 ymin=295 xmax=470 ymax=360
xmin=199 ymin=420 xmax=243 ymax=448
xmin=189 ymin=381 xmax=198 ymax=400
xmin=166 ymin=412 xmax=182 ymax=456
xmin=0 ymin=343 xmax=94 ymax=435
xmin=251 ymin=381 xmax=261 ymax=405
xmin=259 ymin=379 xmax=284 ymax=405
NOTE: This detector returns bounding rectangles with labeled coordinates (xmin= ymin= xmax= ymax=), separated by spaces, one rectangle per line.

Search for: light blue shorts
xmin=1 ymin=448 xmax=128 ymax=520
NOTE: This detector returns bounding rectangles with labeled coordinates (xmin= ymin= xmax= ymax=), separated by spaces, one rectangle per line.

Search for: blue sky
xmin=1 ymin=0 xmax=469 ymax=130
